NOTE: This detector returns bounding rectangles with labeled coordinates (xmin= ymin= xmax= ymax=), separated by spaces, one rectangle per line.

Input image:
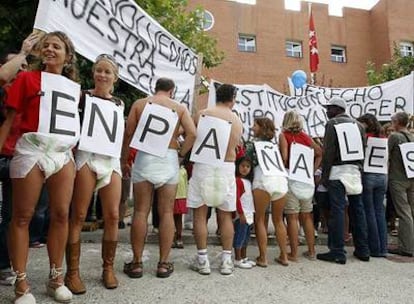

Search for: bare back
xmin=197 ymin=104 xmax=243 ymax=162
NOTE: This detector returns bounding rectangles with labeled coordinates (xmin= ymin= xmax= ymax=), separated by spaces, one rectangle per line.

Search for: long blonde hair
xmin=282 ymin=110 xmax=303 ymax=134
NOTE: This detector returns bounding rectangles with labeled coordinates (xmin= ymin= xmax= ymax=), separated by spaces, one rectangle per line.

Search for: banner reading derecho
xmin=289 ymin=72 xmax=414 ymax=121
xmin=34 ymin=0 xmax=198 ymax=109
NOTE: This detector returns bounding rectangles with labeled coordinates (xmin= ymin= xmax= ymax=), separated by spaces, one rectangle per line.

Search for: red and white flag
xmin=309 ymin=10 xmax=319 ymax=73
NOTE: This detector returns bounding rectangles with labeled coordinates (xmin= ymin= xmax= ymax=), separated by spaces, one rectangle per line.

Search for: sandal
xmin=303 ymin=251 xmax=316 ymax=261
xmin=275 ymin=257 xmax=289 ymax=267
xmin=14 ymin=272 xmax=36 ymax=304
xmin=123 ymin=261 xmax=143 ymax=278
xmin=255 ymin=257 xmax=268 ymax=268
xmin=175 ymin=240 xmax=184 ymax=249
xmin=156 ymin=262 xmax=174 ymax=278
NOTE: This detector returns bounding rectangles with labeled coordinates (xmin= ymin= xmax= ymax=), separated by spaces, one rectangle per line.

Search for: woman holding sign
xmin=65 ymin=54 xmax=124 ymax=294
xmin=0 ymin=31 xmax=78 ymax=304
xmin=245 ymin=117 xmax=289 ymax=267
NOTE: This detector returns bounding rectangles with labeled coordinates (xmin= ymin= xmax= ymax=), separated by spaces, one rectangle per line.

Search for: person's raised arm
xmin=0 ymin=33 xmax=41 ymax=86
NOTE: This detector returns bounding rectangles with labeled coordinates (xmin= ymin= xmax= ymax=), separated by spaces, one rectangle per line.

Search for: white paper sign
xmin=334 ymin=123 xmax=364 ymax=161
xmin=363 ymin=137 xmax=388 ymax=174
xmin=399 ymin=142 xmax=414 ymax=178
xmin=190 ymin=115 xmax=232 ymax=166
xmin=38 ymin=72 xmax=80 ymax=145
xmin=78 ymin=95 xmax=125 ymax=158
xmin=289 ymin=143 xmax=314 ymax=185
xmin=130 ymin=103 xmax=178 ymax=157
xmin=254 ymin=141 xmax=287 ymax=177
xmin=34 ymin=0 xmax=198 ymax=109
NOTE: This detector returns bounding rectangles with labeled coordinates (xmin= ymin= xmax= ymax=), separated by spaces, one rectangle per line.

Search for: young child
xmin=172 ymin=165 xmax=189 ymax=249
xmin=234 ymin=156 xmax=256 ymax=269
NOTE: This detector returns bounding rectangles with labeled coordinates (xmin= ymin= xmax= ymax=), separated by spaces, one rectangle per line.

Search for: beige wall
xmin=190 ymin=0 xmax=414 ymax=95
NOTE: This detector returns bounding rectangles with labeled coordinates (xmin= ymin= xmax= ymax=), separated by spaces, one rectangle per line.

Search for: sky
xmin=230 ymin=0 xmax=381 ymax=16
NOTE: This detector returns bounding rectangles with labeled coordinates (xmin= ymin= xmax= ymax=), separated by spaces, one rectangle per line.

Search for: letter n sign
xmin=130 ymin=102 xmax=178 ymax=157
xmin=254 ymin=141 xmax=287 ymax=177
xmin=190 ymin=115 xmax=232 ymax=166
xmin=78 ymin=95 xmax=125 ymax=158
xmin=334 ymin=122 xmax=364 ymax=161
xmin=38 ymin=72 xmax=80 ymax=145
xmin=399 ymin=142 xmax=414 ymax=178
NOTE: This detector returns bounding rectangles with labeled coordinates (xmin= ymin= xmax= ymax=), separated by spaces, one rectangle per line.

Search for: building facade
xmin=189 ymin=0 xmax=414 ymax=95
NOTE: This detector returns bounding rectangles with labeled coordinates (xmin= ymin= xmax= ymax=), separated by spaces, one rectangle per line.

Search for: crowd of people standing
xmin=0 ymin=31 xmax=413 ymax=304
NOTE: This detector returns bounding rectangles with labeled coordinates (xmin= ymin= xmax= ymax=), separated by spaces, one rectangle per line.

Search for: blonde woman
xmin=279 ymin=110 xmax=322 ymax=261
xmin=65 ymin=54 xmax=123 ymax=293
xmin=0 ymin=31 xmax=78 ymax=304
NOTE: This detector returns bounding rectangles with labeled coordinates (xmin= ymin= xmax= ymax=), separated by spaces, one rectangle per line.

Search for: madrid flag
xmin=309 ymin=10 xmax=319 ymax=73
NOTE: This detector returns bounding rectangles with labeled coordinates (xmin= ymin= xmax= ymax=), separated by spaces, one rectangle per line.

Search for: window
xmin=331 ymin=46 xmax=346 ymax=63
xmin=285 ymin=41 xmax=302 ymax=58
xmin=400 ymin=41 xmax=414 ymax=57
xmin=238 ymin=34 xmax=256 ymax=52
xmin=201 ymin=10 xmax=214 ymax=31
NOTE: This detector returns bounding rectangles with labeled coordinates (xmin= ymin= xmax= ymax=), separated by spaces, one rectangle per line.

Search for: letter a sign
xmin=190 ymin=115 xmax=232 ymax=166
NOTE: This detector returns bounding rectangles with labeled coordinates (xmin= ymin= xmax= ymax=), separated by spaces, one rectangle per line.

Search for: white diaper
xmin=187 ymin=162 xmax=236 ymax=211
xmin=253 ymin=166 xmax=288 ymax=201
xmin=10 ymin=132 xmax=75 ymax=179
xmin=131 ymin=149 xmax=179 ymax=189
xmin=75 ymin=150 xmax=121 ymax=191
xmin=329 ymin=164 xmax=362 ymax=195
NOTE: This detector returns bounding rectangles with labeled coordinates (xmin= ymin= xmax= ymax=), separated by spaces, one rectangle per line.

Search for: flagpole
xmin=309 ymin=3 xmax=315 ymax=85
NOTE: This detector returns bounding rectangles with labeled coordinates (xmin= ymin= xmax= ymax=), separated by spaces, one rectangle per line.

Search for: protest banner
xmin=208 ymin=80 xmax=328 ymax=141
xmin=289 ymin=72 xmax=414 ymax=121
xmin=34 ymin=0 xmax=198 ymax=109
xmin=78 ymin=95 xmax=125 ymax=157
xmin=38 ymin=72 xmax=81 ymax=145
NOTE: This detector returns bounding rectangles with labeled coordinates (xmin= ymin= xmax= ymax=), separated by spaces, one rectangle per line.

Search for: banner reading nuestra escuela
xmin=34 ymin=0 xmax=198 ymax=109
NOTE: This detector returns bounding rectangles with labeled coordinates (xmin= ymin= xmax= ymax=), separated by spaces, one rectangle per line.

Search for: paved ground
xmin=1 ymin=211 xmax=412 ymax=303
xmin=1 ymin=242 xmax=413 ymax=304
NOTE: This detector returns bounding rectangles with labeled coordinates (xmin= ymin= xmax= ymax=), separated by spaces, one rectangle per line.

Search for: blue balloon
xmin=291 ymin=70 xmax=307 ymax=89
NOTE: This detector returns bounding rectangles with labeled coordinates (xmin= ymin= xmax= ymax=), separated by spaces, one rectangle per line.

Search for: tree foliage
xmin=0 ymin=0 xmax=224 ymax=112
xmin=367 ymin=43 xmax=414 ymax=85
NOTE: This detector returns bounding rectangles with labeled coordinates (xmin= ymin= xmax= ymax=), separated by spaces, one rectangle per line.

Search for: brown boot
xmin=102 ymin=240 xmax=118 ymax=289
xmin=64 ymin=241 xmax=86 ymax=294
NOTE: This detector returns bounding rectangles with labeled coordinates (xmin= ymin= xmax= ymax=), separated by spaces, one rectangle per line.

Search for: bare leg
xmin=130 ymin=182 xmax=153 ymax=262
xmin=9 ymin=166 xmax=44 ymax=295
xmin=300 ymin=212 xmax=315 ymax=256
xmin=46 ymin=162 xmax=75 ymax=278
xmin=253 ymin=189 xmax=271 ymax=265
xmin=99 ymin=173 xmax=121 ymax=241
xmin=156 ymin=184 xmax=177 ymax=262
xmin=286 ymin=213 xmax=299 ymax=261
xmin=217 ymin=209 xmax=234 ymax=251
xmin=193 ymin=205 xmax=208 ymax=250
xmin=241 ymin=247 xmax=247 ymax=260
xmin=68 ymin=165 xmax=96 ymax=244
xmin=272 ymin=196 xmax=288 ymax=264
xmin=173 ymin=214 xmax=183 ymax=242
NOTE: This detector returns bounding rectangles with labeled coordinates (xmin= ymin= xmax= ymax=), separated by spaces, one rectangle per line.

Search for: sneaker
xmin=220 ymin=259 xmax=234 ymax=275
xmin=242 ymin=258 xmax=257 ymax=267
xmin=190 ymin=257 xmax=211 ymax=275
xmin=234 ymin=259 xmax=252 ymax=269
xmin=0 ymin=268 xmax=16 ymax=286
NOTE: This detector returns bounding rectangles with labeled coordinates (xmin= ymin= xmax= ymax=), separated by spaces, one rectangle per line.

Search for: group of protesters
xmin=0 ymin=30 xmax=413 ymax=304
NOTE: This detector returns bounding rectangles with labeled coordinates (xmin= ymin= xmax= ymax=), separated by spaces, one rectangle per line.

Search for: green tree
xmin=0 ymin=0 xmax=224 ymax=112
xmin=367 ymin=43 xmax=414 ymax=85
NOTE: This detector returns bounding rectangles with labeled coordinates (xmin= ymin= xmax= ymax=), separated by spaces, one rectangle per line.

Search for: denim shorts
xmin=233 ymin=219 xmax=252 ymax=249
